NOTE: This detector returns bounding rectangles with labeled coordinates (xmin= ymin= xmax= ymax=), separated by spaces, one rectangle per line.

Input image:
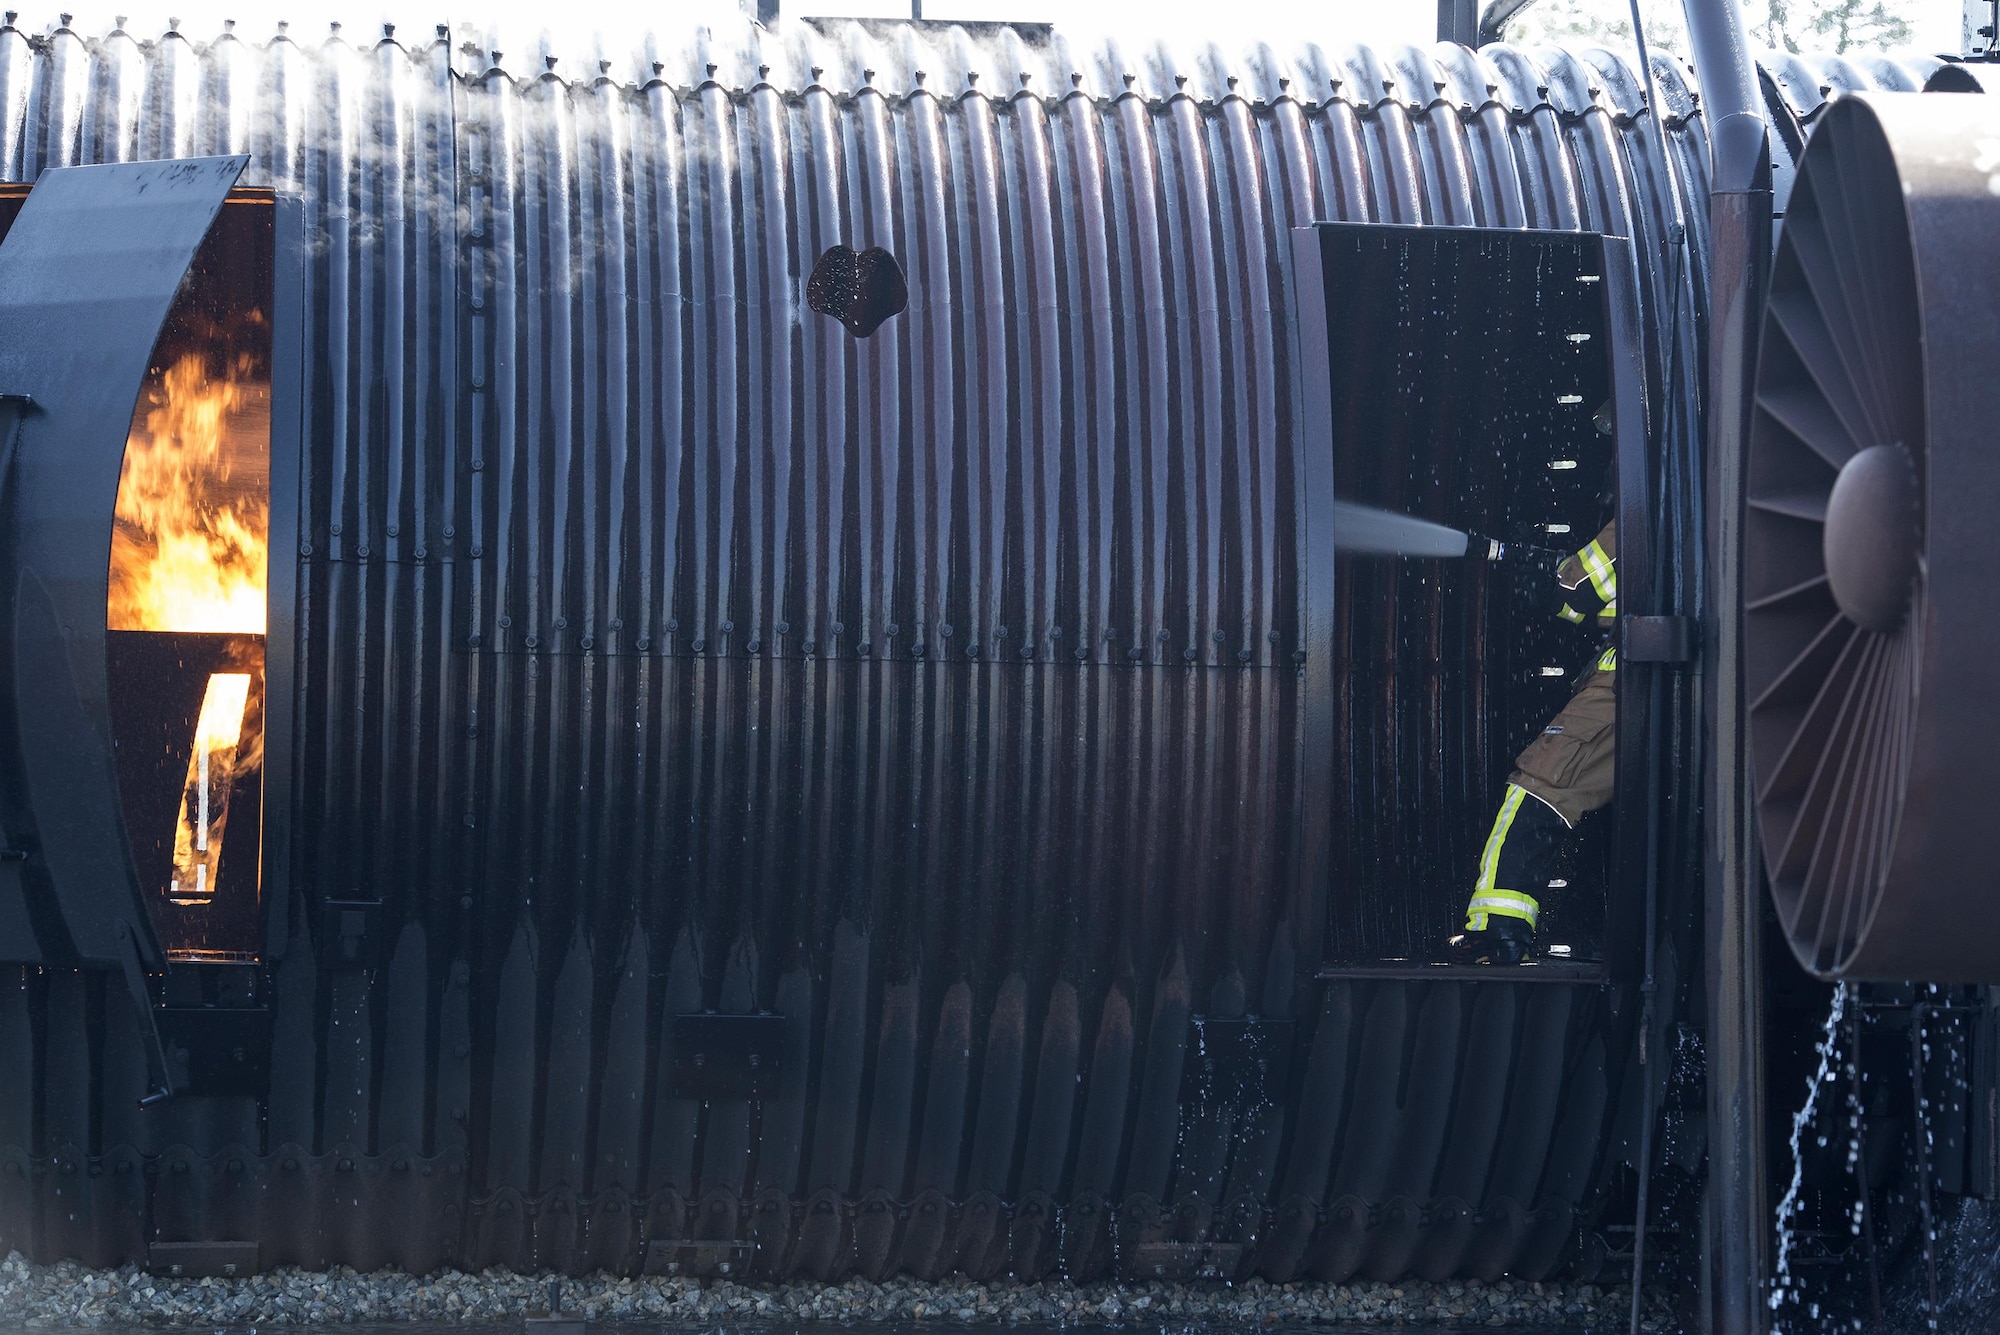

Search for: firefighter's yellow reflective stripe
xmin=1466 ymin=786 xmax=1543 ymax=931
xmin=1579 ymin=539 xmax=1618 ymax=605
xmin=1467 ymin=892 xmax=1540 ymax=929
xmin=1558 ymin=603 xmax=1586 ymax=624
xmin=1599 ymin=645 xmax=1618 ymax=672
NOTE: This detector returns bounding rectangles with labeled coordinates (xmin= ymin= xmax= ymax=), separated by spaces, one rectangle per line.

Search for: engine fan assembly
xmin=1747 ymin=92 xmax=2000 ymax=982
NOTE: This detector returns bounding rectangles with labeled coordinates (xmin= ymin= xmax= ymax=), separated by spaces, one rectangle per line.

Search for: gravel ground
xmin=0 ymin=1252 xmax=1677 ymax=1330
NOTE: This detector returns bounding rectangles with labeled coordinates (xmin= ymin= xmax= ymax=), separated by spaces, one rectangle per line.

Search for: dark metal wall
xmin=0 ymin=15 xmax=1935 ymax=1283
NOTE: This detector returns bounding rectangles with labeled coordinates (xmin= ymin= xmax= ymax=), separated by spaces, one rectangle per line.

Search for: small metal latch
xmin=1620 ymin=615 xmax=1698 ymax=664
xmin=147 ymin=1241 xmax=258 ymax=1278
xmin=320 ymin=898 xmax=383 ymax=968
xmin=669 ymin=1012 xmax=786 ymax=1099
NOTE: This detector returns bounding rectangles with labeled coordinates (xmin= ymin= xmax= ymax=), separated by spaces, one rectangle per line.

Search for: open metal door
xmin=0 ymin=156 xmax=249 ymax=970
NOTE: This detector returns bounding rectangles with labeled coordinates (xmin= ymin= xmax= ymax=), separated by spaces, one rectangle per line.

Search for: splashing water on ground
xmin=1770 ymin=982 xmax=1852 ymax=1334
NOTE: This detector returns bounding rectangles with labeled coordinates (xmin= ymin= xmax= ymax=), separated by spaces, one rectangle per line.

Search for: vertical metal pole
xmin=1700 ymin=165 xmax=1773 ymax=1335
xmin=1438 ymin=0 xmax=1478 ymax=44
xmin=1679 ymin=3 xmax=1772 ymax=1332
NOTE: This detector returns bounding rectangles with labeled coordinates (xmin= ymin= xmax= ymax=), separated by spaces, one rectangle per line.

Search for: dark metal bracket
xmin=320 ymin=898 xmax=384 ymax=969
xmin=1180 ymin=1017 xmax=1295 ymax=1105
xmin=1621 ymin=615 xmax=1699 ymax=664
xmin=668 ymin=1012 xmax=786 ymax=1099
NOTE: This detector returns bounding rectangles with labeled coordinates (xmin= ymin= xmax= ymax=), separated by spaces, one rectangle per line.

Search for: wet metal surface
xmin=0 ymin=12 xmax=1939 ymax=1288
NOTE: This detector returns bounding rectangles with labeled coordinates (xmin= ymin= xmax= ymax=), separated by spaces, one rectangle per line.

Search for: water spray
xmin=1331 ymin=499 xmax=1526 ymax=562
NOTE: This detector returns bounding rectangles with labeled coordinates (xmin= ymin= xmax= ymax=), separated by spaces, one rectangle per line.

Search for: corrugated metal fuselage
xmin=0 ymin=15 xmax=1942 ymax=1281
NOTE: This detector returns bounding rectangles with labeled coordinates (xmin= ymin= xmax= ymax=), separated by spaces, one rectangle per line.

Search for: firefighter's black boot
xmin=1448 ymin=914 xmax=1535 ymax=965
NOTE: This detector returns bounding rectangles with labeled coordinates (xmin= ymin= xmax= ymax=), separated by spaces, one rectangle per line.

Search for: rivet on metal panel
xmin=1103 ymin=628 xmax=1115 ymax=641
xmin=1073 ymin=648 xmax=1087 ymax=661
xmin=467 ymin=633 xmax=481 ymax=648
xmin=525 ymin=636 xmax=539 ymax=649
xmin=443 ymin=525 xmax=455 ymax=539
xmin=940 ymin=624 xmax=953 ymax=637
xmin=692 ymin=639 xmax=706 ymax=653
xmin=299 ymin=542 xmax=312 ymax=557
xmin=720 ymin=620 xmax=735 ymax=634
xmin=356 ymin=544 xmax=369 ymax=558
xmin=966 ymin=644 xmax=980 ymax=659
xmin=470 ymin=545 xmax=483 ymax=557
xmin=775 ymin=620 xmax=789 ymax=635
xmin=554 ymin=617 xmax=567 ymax=630
xmin=610 ymin=619 xmax=622 ymax=631
xmin=1212 ymin=629 xmax=1226 ymax=643
xmin=331 ymin=523 xmax=343 ymax=536
xmin=857 ymin=642 xmax=871 ymax=656
xmin=1184 ymin=647 xmax=1197 ymax=662
xmin=1293 ymin=651 xmax=1307 ymax=664
xmin=471 ymin=458 xmax=484 ymax=471
xmin=1048 ymin=626 xmax=1060 ymax=639
xmin=830 ymin=621 xmax=844 ymax=635
xmin=415 ymin=547 xmax=427 ymax=560
xmin=886 ymin=623 xmax=899 ymax=636
xmin=386 ymin=524 xmax=399 ymax=537
xmin=636 ymin=638 xmax=650 ymax=650
xmin=1157 ymin=629 xmax=1170 ymax=641
xmin=581 ymin=637 xmax=594 ymax=650
xmin=498 ymin=616 xmax=512 ymax=628
xmin=1237 ymin=649 xmax=1253 ymax=664
xmin=666 ymin=618 xmax=679 ymax=632
xmin=911 ymin=643 xmax=926 ymax=658
xmin=802 ymin=639 xmax=816 ymax=654
xmin=746 ymin=639 xmax=761 ymax=653
xmin=1126 ymin=647 xmax=1142 ymax=661
xmin=471 ymin=373 xmax=485 ymax=389
xmin=1021 ymin=645 xmax=1034 ymax=659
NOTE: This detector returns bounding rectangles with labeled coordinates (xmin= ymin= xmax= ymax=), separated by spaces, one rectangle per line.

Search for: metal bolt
xmin=692 ymin=639 xmax=706 ymax=653
xmin=776 ymin=620 xmax=790 ymax=635
xmin=857 ymin=642 xmax=872 ymax=656
xmin=665 ymin=618 xmax=680 ymax=632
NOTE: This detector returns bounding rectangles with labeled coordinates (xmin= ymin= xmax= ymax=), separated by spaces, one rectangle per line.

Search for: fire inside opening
xmin=106 ymin=197 xmax=274 ymax=964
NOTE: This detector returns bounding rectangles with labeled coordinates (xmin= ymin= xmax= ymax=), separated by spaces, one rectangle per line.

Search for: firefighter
xmin=1453 ymin=418 xmax=1619 ymax=966
xmin=1450 ymin=521 xmax=1617 ymax=964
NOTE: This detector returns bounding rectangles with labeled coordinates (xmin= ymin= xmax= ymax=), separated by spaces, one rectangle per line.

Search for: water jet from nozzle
xmin=1332 ymin=500 xmax=1471 ymax=558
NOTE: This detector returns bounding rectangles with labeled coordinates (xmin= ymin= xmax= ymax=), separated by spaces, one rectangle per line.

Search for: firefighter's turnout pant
xmin=1463 ymin=651 xmax=1617 ymax=934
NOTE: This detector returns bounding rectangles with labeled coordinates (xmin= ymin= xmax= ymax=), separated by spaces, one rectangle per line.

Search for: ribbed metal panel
xmin=0 ymin=14 xmax=1925 ymax=1282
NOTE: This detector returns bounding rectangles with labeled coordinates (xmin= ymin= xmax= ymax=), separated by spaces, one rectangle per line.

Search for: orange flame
xmin=168 ymin=672 xmax=251 ymax=906
xmin=109 ymin=353 xmax=269 ymax=634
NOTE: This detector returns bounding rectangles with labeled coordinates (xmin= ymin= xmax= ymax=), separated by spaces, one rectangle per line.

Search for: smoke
xmin=1331 ymin=500 xmax=1469 ymax=558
